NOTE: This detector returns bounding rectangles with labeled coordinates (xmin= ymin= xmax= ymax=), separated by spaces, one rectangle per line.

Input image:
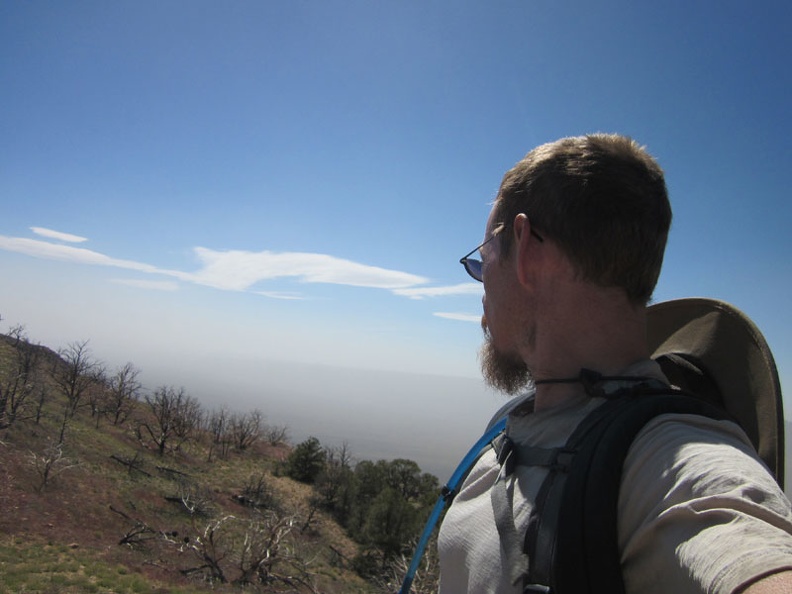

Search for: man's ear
xmin=513 ymin=213 xmax=539 ymax=287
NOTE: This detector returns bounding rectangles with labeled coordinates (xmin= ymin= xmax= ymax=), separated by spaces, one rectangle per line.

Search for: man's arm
xmin=738 ymin=570 xmax=792 ymax=594
xmin=619 ymin=416 xmax=792 ymax=594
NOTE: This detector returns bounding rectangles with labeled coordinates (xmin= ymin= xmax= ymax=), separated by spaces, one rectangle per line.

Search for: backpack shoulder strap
xmin=524 ymin=391 xmax=731 ymax=594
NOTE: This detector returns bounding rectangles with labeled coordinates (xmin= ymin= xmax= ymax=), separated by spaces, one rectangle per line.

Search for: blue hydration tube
xmin=398 ymin=416 xmax=508 ymax=594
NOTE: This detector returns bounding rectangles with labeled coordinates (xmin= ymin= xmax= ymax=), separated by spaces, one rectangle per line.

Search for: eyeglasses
xmin=459 ymin=224 xmax=543 ymax=282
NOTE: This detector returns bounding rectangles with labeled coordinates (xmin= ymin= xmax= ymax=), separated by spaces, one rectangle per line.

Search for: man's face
xmin=478 ymin=207 xmax=531 ymax=395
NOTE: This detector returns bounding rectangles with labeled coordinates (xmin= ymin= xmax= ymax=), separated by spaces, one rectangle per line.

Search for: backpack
xmin=398 ymin=298 xmax=784 ymax=594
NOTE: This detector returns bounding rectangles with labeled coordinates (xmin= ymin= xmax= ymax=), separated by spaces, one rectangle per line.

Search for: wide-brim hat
xmin=647 ymin=297 xmax=784 ymax=486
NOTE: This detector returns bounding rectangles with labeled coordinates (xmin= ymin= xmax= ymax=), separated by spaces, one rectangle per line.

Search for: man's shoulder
xmin=630 ymin=412 xmax=756 ymax=460
xmin=622 ymin=413 xmax=787 ymax=513
xmin=485 ymin=391 xmax=535 ymax=432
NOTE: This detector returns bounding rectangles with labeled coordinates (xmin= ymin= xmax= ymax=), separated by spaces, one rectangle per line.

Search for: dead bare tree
xmin=234 ymin=513 xmax=302 ymax=586
xmin=29 ymin=442 xmax=80 ymax=492
xmin=316 ymin=441 xmax=355 ymax=511
xmin=105 ymin=362 xmax=142 ymax=426
xmin=111 ymin=502 xmax=319 ymax=591
xmin=118 ymin=520 xmax=159 ymax=548
xmin=110 ymin=452 xmax=152 ymax=477
xmin=139 ymin=386 xmax=202 ymax=456
xmin=0 ymin=325 xmax=42 ymax=429
xmin=179 ymin=516 xmax=233 ymax=584
xmin=49 ymin=340 xmax=105 ymax=444
xmin=33 ymin=386 xmax=47 ymax=424
xmin=376 ymin=534 xmax=440 ymax=594
xmin=205 ymin=406 xmax=232 ymax=462
xmin=172 ymin=391 xmax=202 ymax=453
xmin=166 ymin=481 xmax=216 ymax=518
xmin=264 ymin=423 xmax=290 ymax=446
xmin=179 ymin=512 xmax=319 ymax=592
xmin=110 ymin=505 xmax=180 ymax=549
xmin=230 ymin=409 xmax=263 ymax=451
xmin=234 ymin=473 xmax=277 ymax=510
xmin=87 ymin=381 xmax=108 ymax=428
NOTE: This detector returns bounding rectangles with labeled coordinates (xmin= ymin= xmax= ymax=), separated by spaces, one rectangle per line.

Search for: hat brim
xmin=647 ymin=298 xmax=784 ymax=486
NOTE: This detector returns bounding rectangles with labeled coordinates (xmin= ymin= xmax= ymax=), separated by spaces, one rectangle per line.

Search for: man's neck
xmin=527 ymin=284 xmax=649 ymax=412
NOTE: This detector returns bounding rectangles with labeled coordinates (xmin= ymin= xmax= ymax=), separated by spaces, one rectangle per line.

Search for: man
xmin=438 ymin=134 xmax=792 ymax=593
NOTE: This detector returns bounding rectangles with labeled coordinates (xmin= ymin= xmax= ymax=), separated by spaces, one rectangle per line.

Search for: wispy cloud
xmin=30 ymin=227 xmax=88 ymax=243
xmin=187 ymin=248 xmax=427 ymax=291
xmin=112 ymin=279 xmax=180 ymax=291
xmin=0 ymin=236 xmax=181 ymax=276
xmin=253 ymin=290 xmax=307 ymax=301
xmin=433 ymin=312 xmax=482 ymax=323
xmin=392 ymin=283 xmax=482 ymax=300
xmin=0 ymin=233 xmax=429 ymax=297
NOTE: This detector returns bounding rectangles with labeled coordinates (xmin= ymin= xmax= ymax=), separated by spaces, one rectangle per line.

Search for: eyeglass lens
xmin=464 ymin=259 xmax=483 ymax=281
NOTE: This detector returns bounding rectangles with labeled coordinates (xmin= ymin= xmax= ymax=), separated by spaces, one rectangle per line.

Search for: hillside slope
xmin=0 ymin=335 xmax=382 ymax=593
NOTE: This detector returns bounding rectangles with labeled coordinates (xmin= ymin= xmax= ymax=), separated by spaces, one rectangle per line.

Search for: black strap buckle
xmin=551 ymin=447 xmax=576 ymax=472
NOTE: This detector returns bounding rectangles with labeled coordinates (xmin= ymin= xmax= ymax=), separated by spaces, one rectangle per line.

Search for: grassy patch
xmin=0 ymin=537 xmax=194 ymax=593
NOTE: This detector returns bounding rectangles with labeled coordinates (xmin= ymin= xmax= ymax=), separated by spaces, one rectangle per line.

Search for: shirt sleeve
xmin=618 ymin=414 xmax=792 ymax=594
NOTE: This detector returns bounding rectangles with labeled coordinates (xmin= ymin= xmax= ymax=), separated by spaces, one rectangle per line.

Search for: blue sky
xmin=1 ymin=1 xmax=790 ymax=477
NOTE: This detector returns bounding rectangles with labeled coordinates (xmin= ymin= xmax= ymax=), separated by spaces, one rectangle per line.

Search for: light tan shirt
xmin=438 ymin=361 xmax=792 ymax=593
